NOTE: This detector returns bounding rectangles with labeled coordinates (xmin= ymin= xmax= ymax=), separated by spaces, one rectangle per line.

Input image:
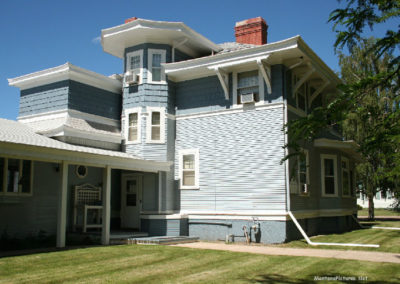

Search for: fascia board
xmin=164 ymin=36 xmax=300 ymax=80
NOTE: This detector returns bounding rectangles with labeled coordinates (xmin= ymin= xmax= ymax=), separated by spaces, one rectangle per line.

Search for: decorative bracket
xmin=213 ymin=68 xmax=229 ymax=100
xmin=292 ymin=66 xmax=315 ymax=98
xmin=308 ymin=80 xmax=329 ymax=108
xmin=257 ymin=58 xmax=271 ymax=94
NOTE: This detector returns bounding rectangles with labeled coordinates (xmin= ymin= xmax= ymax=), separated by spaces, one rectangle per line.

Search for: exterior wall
xmin=19 ymin=80 xmax=121 ymax=119
xmin=175 ymin=106 xmax=287 ymax=213
xmin=141 ymin=218 xmax=188 ymax=236
xmin=0 ymin=161 xmax=60 ymax=238
xmin=19 ymin=80 xmax=69 ymax=117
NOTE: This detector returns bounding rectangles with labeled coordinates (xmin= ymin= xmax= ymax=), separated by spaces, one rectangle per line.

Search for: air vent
xmin=240 ymin=93 xmax=255 ymax=104
xmin=124 ymin=71 xmax=139 ymax=85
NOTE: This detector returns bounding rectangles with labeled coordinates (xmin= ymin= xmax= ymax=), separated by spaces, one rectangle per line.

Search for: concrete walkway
xmin=174 ymin=242 xmax=400 ymax=264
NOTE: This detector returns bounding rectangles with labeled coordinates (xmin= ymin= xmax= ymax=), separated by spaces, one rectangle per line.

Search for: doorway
xmin=121 ymin=174 xmax=142 ymax=229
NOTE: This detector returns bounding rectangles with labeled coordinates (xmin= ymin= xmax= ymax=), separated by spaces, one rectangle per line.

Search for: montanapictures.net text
xmin=314 ymin=275 xmax=361 ymax=281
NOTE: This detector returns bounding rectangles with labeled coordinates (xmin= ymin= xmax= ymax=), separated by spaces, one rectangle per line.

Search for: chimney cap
xmin=235 ymin=17 xmax=267 ymax=27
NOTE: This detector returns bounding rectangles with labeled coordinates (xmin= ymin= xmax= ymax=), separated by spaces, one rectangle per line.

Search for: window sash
xmin=322 ymin=156 xmax=337 ymax=196
xmin=1 ymin=158 xmax=32 ymax=195
xmin=128 ymin=113 xmax=139 ymax=142
xmin=180 ymin=150 xmax=199 ymax=189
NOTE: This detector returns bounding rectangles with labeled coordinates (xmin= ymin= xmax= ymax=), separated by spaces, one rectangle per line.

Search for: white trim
xmin=308 ymin=80 xmax=329 ymax=108
xmin=297 ymin=149 xmax=310 ymax=196
xmin=0 ymin=158 xmax=34 ymax=196
xmin=213 ymin=68 xmax=229 ymax=100
xmin=321 ymin=154 xmax=338 ymax=197
xmin=257 ymin=58 xmax=271 ymax=95
xmin=176 ymin=102 xmax=284 ymax=120
xmin=208 ymin=55 xmax=270 ymax=70
xmin=140 ymin=213 xmax=185 ymax=220
xmin=147 ymin=49 xmax=166 ymax=84
xmin=179 ymin=148 xmax=200 ymax=190
xmin=125 ymin=50 xmax=143 ymax=84
xmin=8 ymin=63 xmax=122 ymax=93
xmin=124 ymin=107 xmax=142 ymax=144
xmin=146 ymin=107 xmax=166 ymax=144
xmin=56 ymin=125 xmax=122 ymax=144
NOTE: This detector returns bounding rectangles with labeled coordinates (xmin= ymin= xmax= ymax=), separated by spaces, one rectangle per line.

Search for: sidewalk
xmin=174 ymin=242 xmax=400 ymax=264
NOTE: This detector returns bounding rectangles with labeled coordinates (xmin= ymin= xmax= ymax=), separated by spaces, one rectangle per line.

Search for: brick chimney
xmin=234 ymin=17 xmax=268 ymax=45
xmin=125 ymin=17 xmax=138 ymax=24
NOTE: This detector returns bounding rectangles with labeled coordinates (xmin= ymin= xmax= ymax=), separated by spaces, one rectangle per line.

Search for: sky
xmin=0 ymin=0 xmax=396 ymax=120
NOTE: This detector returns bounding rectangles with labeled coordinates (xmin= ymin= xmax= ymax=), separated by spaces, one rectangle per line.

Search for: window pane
xmin=238 ymin=70 xmax=258 ymax=88
xmin=7 ymin=159 xmax=19 ymax=193
xmin=129 ymin=113 xmax=138 ymax=127
xmin=152 ymin=112 xmax=160 ymax=126
xmin=151 ymin=126 xmax=160 ymax=140
xmin=183 ymin=155 xmax=195 ymax=169
xmin=21 ymin=160 xmax=31 ymax=193
xmin=128 ymin=128 xmax=137 ymax=141
xmin=325 ymin=177 xmax=335 ymax=194
xmin=152 ymin=54 xmax=161 ymax=67
xmin=324 ymin=159 xmax=334 ymax=176
xmin=152 ymin=68 xmax=161 ymax=81
xmin=342 ymin=171 xmax=349 ymax=195
xmin=183 ymin=171 xmax=195 ymax=186
xmin=130 ymin=55 xmax=140 ymax=70
xmin=0 ymin=158 xmax=3 ymax=192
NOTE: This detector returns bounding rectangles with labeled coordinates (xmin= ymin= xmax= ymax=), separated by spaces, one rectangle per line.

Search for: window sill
xmin=147 ymin=81 xmax=167 ymax=85
xmin=146 ymin=140 xmax=165 ymax=144
xmin=322 ymin=194 xmax=338 ymax=198
xmin=126 ymin=141 xmax=141 ymax=145
xmin=180 ymin=186 xmax=200 ymax=190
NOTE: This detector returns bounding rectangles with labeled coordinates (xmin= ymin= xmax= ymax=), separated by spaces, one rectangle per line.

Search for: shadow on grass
xmin=249 ymin=273 xmax=399 ymax=284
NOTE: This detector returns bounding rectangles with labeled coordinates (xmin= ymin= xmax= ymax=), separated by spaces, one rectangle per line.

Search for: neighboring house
xmin=357 ymin=191 xmax=397 ymax=209
xmin=1 ymin=17 xmax=361 ymax=247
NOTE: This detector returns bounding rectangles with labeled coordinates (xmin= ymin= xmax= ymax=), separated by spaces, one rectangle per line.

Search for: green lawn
xmin=0 ymin=245 xmax=399 ymax=284
xmin=358 ymin=208 xmax=400 ymax=216
xmin=277 ymin=221 xmax=400 ymax=253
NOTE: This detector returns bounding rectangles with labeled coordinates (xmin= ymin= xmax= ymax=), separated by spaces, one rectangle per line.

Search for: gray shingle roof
xmin=217 ymin=42 xmax=258 ymax=54
xmin=0 ymin=118 xmax=133 ymax=159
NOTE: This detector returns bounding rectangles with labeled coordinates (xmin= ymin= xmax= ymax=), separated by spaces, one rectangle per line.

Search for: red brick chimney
xmin=125 ymin=17 xmax=138 ymax=24
xmin=235 ymin=17 xmax=268 ymax=45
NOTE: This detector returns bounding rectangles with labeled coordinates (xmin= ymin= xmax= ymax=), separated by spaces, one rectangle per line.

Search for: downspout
xmin=283 ymin=68 xmax=379 ymax=248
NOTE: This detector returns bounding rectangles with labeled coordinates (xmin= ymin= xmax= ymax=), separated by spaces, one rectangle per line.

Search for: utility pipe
xmin=288 ymin=211 xmax=379 ymax=248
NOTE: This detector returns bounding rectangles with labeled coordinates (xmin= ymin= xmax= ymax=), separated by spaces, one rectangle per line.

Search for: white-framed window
xmin=289 ymin=150 xmax=310 ymax=195
xmin=321 ymin=154 xmax=338 ymax=197
xmin=124 ymin=107 xmax=141 ymax=144
xmin=126 ymin=50 xmax=143 ymax=83
xmin=146 ymin=107 xmax=165 ymax=143
xmin=148 ymin=49 xmax=166 ymax=84
xmin=293 ymin=74 xmax=308 ymax=113
xmin=341 ymin=157 xmax=351 ymax=197
xmin=0 ymin=157 xmax=33 ymax=196
xmin=179 ymin=149 xmax=199 ymax=190
xmin=232 ymin=69 xmax=263 ymax=105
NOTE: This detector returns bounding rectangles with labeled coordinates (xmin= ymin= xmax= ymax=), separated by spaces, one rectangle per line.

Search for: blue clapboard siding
xmin=267 ymin=64 xmax=285 ymax=103
xmin=175 ymin=107 xmax=287 ymax=212
xmin=19 ymin=80 xmax=69 ymax=117
xmin=175 ymin=76 xmax=229 ymax=115
xmin=174 ymin=49 xmax=193 ymax=62
xmin=68 ymin=80 xmax=121 ymax=120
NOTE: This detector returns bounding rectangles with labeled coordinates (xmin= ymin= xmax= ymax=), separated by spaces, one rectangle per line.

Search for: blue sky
xmin=0 ymin=0 xmax=395 ymax=120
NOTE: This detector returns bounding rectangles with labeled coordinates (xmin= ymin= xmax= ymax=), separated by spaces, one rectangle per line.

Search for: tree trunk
xmin=368 ymin=193 xmax=375 ymax=220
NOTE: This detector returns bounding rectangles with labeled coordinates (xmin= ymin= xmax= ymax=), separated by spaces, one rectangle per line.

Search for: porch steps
xmin=128 ymin=236 xmax=199 ymax=245
xmin=109 ymin=232 xmax=149 ymax=245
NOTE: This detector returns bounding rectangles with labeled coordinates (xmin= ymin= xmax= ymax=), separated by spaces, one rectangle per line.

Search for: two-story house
xmin=1 ymin=17 xmax=360 ymax=247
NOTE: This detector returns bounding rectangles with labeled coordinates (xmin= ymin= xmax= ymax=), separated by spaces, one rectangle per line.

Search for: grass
xmin=0 ymin=245 xmax=399 ymax=284
xmin=358 ymin=208 xmax=400 ymax=216
xmin=277 ymin=221 xmax=400 ymax=253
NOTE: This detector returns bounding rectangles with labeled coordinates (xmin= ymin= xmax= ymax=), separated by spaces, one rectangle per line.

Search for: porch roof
xmin=314 ymin=138 xmax=363 ymax=162
xmin=0 ymin=118 xmax=171 ymax=172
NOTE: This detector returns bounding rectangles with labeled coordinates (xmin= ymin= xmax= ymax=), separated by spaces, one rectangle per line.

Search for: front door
xmin=121 ymin=175 xmax=142 ymax=229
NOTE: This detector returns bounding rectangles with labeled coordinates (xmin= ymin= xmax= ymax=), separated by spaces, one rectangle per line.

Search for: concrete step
xmin=128 ymin=236 xmax=199 ymax=245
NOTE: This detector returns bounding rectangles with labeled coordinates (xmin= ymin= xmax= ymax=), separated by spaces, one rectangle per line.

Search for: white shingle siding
xmin=175 ymin=106 xmax=286 ymax=212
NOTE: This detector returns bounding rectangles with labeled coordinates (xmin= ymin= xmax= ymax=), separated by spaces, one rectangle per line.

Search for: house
xmin=357 ymin=191 xmax=397 ymax=209
xmin=1 ymin=17 xmax=360 ymax=247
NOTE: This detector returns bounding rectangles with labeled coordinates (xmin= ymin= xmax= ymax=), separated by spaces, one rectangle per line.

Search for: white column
xmin=101 ymin=165 xmax=111 ymax=245
xmin=56 ymin=161 xmax=68 ymax=248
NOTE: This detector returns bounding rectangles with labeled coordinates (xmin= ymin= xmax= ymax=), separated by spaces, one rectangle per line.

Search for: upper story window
xmin=124 ymin=107 xmax=141 ymax=144
xmin=0 ymin=157 xmax=33 ymax=195
xmin=237 ymin=70 xmax=259 ymax=104
xmin=126 ymin=50 xmax=143 ymax=84
xmin=148 ymin=49 xmax=166 ymax=83
xmin=146 ymin=107 xmax=165 ymax=143
xmin=179 ymin=149 xmax=200 ymax=190
xmin=321 ymin=154 xmax=338 ymax=197
xmin=293 ymin=74 xmax=308 ymax=113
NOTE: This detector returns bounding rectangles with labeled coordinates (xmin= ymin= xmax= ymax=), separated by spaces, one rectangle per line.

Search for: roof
xmin=0 ymin=118 xmax=171 ymax=172
xmin=217 ymin=42 xmax=257 ymax=54
xmin=8 ymin=63 xmax=122 ymax=93
xmin=101 ymin=18 xmax=222 ymax=59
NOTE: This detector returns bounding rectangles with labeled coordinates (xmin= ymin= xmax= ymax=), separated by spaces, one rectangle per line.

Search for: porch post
xmin=56 ymin=161 xmax=68 ymax=248
xmin=101 ymin=165 xmax=111 ymax=245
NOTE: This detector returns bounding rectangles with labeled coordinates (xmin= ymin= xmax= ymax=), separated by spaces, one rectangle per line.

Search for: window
xmin=75 ymin=165 xmax=88 ymax=179
xmin=237 ymin=70 xmax=259 ymax=104
xmin=126 ymin=50 xmax=143 ymax=83
xmin=179 ymin=149 xmax=199 ymax=189
xmin=124 ymin=108 xmax=141 ymax=144
xmin=290 ymin=150 xmax=310 ymax=195
xmin=342 ymin=158 xmax=351 ymax=196
xmin=146 ymin=107 xmax=165 ymax=143
xmin=321 ymin=154 xmax=338 ymax=196
xmin=1 ymin=157 xmax=33 ymax=195
xmin=293 ymin=74 xmax=308 ymax=113
xmin=148 ymin=49 xmax=166 ymax=83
